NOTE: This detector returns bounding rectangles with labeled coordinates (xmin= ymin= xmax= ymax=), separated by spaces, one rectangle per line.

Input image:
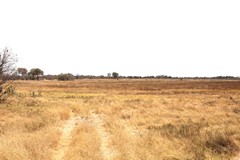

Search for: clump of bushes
xmin=58 ymin=73 xmax=75 ymax=81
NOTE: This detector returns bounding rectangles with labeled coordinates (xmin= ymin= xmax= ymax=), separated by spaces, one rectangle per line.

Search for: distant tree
xmin=75 ymin=74 xmax=80 ymax=79
xmin=107 ymin=73 xmax=111 ymax=78
xmin=17 ymin=68 xmax=28 ymax=77
xmin=112 ymin=72 xmax=119 ymax=79
xmin=58 ymin=73 xmax=75 ymax=81
xmin=28 ymin=68 xmax=44 ymax=80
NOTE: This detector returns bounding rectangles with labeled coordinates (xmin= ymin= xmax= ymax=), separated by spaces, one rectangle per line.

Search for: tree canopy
xmin=28 ymin=68 xmax=44 ymax=80
xmin=112 ymin=72 xmax=119 ymax=79
xmin=17 ymin=68 xmax=28 ymax=77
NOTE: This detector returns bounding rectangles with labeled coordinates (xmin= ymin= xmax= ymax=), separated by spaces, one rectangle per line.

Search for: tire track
xmin=52 ymin=116 xmax=83 ymax=160
xmin=90 ymin=114 xmax=117 ymax=160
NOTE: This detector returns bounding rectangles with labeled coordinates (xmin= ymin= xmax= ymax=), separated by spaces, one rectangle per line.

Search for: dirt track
xmin=53 ymin=113 xmax=117 ymax=160
xmin=52 ymin=116 xmax=83 ymax=160
xmin=90 ymin=114 xmax=117 ymax=160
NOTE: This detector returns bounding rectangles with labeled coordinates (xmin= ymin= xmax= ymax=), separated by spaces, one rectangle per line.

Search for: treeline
xmin=43 ymin=74 xmax=240 ymax=80
xmin=14 ymin=68 xmax=240 ymax=81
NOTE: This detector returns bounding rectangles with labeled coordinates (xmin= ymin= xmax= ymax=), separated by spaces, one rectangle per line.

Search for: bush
xmin=58 ymin=73 xmax=75 ymax=81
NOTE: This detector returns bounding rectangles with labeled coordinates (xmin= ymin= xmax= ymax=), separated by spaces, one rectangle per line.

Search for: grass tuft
xmin=206 ymin=132 xmax=239 ymax=155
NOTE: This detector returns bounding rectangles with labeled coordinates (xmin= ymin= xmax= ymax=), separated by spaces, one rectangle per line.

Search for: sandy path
xmin=52 ymin=116 xmax=83 ymax=160
xmin=90 ymin=114 xmax=117 ymax=160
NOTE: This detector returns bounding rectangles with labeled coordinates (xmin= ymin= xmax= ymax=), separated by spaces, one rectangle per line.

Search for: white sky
xmin=0 ymin=0 xmax=239 ymax=77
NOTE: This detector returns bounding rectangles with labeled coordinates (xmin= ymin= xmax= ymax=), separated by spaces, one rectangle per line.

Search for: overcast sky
xmin=0 ymin=0 xmax=239 ymax=77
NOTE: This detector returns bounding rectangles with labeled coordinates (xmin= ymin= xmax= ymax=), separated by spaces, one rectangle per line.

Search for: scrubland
xmin=0 ymin=79 xmax=240 ymax=160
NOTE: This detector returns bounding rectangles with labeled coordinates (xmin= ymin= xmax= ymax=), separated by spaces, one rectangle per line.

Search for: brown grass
xmin=0 ymin=79 xmax=240 ymax=159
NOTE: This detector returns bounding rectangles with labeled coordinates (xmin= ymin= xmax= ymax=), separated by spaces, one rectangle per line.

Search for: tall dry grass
xmin=0 ymin=79 xmax=240 ymax=159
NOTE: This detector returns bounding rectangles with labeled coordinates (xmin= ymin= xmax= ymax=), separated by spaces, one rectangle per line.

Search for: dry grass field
xmin=0 ymin=79 xmax=240 ymax=160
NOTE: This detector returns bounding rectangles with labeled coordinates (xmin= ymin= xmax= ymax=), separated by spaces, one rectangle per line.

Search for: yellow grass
xmin=0 ymin=79 xmax=240 ymax=159
xmin=64 ymin=123 xmax=103 ymax=160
